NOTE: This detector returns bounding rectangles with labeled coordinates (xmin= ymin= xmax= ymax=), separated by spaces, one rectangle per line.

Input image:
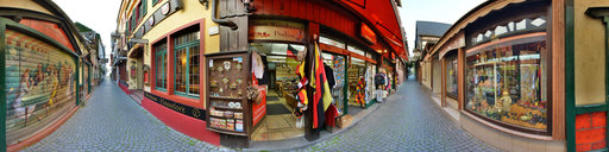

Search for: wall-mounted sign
xmin=161 ymin=3 xmax=170 ymax=15
xmin=208 ymin=26 xmax=219 ymax=36
xmin=248 ymin=20 xmax=305 ymax=43
xmin=360 ymin=23 xmax=377 ymax=44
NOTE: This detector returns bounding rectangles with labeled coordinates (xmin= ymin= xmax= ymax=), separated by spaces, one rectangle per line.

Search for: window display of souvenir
xmin=465 ymin=38 xmax=547 ymax=132
xmin=206 ymin=52 xmax=251 ymax=136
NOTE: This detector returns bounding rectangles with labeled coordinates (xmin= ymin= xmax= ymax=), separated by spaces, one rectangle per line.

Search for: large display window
xmin=348 ymin=57 xmax=367 ymax=107
xmin=174 ymin=30 xmax=200 ymax=97
xmin=465 ymin=34 xmax=548 ymax=132
xmin=446 ymin=55 xmax=458 ymax=98
xmin=322 ymin=52 xmax=346 ymax=115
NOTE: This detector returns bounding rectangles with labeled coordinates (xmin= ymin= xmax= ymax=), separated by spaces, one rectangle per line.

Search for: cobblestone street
xmin=24 ymin=78 xmax=498 ymax=152
xmin=24 ymin=80 xmax=230 ymax=152
xmin=295 ymin=78 xmax=500 ymax=152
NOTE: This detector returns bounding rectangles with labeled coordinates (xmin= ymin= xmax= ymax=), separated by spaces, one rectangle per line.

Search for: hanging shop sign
xmin=360 ymin=23 xmax=377 ymax=44
xmin=248 ymin=20 xmax=305 ymax=43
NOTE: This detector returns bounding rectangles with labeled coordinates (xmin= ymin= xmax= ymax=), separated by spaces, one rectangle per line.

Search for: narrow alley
xmin=24 ymin=80 xmax=230 ymax=152
xmin=24 ymin=78 xmax=498 ymax=151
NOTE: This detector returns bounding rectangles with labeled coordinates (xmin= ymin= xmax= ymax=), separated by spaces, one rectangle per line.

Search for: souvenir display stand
xmin=205 ymin=51 xmax=254 ymax=136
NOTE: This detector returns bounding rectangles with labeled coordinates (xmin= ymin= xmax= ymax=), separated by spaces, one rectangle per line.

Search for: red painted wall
xmin=19 ymin=19 xmax=75 ymax=51
xmin=142 ymin=97 xmax=220 ymax=145
xmin=251 ymin=0 xmax=406 ymax=59
xmin=576 ymin=112 xmax=606 ymax=152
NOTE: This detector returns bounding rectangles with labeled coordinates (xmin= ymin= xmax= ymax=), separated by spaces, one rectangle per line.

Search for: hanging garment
xmin=251 ymin=51 xmax=264 ymax=79
xmin=309 ymin=42 xmax=333 ymax=129
xmin=355 ymin=77 xmax=366 ymax=107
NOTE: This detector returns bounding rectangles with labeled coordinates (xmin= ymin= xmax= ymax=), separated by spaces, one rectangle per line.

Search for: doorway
xmin=249 ymin=42 xmax=306 ymax=141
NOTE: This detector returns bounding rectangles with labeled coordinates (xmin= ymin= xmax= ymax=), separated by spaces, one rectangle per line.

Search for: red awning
xmin=337 ymin=0 xmax=407 ymax=60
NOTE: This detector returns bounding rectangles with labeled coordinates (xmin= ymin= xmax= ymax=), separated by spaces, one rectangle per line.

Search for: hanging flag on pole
xmin=309 ymin=41 xmax=333 ymax=129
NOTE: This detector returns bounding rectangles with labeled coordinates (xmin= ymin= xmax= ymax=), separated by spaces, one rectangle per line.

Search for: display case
xmin=465 ymin=36 xmax=548 ymax=133
xmin=205 ymin=51 xmax=252 ymax=136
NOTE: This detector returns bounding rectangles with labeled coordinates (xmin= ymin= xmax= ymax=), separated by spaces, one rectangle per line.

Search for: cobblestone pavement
xmin=24 ymin=78 xmax=499 ymax=152
xmin=25 ymin=80 xmax=230 ymax=152
xmin=295 ymin=79 xmax=500 ymax=152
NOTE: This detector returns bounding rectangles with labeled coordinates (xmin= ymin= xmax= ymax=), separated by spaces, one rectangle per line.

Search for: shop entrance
xmin=249 ymin=42 xmax=306 ymax=141
xmin=321 ymin=52 xmax=346 ymax=116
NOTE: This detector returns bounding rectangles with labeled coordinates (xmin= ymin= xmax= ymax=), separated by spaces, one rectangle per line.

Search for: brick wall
xmin=576 ymin=112 xmax=606 ymax=151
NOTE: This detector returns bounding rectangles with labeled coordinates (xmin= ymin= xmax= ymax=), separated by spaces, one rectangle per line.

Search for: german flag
xmin=310 ymin=42 xmax=333 ymax=129
xmin=286 ymin=44 xmax=299 ymax=59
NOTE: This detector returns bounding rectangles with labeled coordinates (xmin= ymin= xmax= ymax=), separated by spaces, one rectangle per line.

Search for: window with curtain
xmin=155 ymin=42 xmax=167 ymax=90
xmin=174 ymin=29 xmax=200 ymax=97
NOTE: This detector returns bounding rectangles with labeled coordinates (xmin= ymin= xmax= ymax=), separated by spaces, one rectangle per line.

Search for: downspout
xmin=211 ymin=0 xmax=238 ymax=30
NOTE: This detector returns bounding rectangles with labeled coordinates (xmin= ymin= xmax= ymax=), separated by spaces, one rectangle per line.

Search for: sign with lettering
xmin=248 ymin=20 xmax=305 ymax=43
xmin=360 ymin=23 xmax=377 ymax=44
xmin=144 ymin=92 xmax=206 ymax=120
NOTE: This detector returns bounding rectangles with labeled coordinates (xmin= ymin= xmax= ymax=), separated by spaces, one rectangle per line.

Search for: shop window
xmin=139 ymin=0 xmax=147 ymax=21
xmin=347 ymin=45 xmax=365 ymax=56
xmin=174 ymin=29 xmax=200 ymax=97
xmin=465 ymin=36 xmax=547 ymax=132
xmin=446 ymin=55 xmax=458 ymax=98
xmin=320 ymin=36 xmax=346 ymax=49
xmin=322 ymin=52 xmax=347 ymax=115
xmin=531 ymin=17 xmax=546 ymax=27
xmin=347 ymin=57 xmax=367 ymax=106
xmin=495 ymin=26 xmax=508 ymax=36
xmin=516 ymin=19 xmax=527 ymax=30
xmin=154 ymin=42 xmax=167 ymax=90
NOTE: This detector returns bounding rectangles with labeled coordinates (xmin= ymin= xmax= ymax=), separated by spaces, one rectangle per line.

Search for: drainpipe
xmin=211 ymin=0 xmax=238 ymax=30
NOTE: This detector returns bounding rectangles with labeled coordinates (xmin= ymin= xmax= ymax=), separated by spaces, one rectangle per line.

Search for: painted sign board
xmin=248 ymin=20 xmax=305 ymax=43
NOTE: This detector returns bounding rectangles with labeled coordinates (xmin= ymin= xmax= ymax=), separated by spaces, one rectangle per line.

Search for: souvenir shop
xmin=424 ymin=0 xmax=568 ymax=151
xmin=319 ymin=33 xmax=380 ymax=116
xmin=203 ymin=0 xmax=406 ymax=147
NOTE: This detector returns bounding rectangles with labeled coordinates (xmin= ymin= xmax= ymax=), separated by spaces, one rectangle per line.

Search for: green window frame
xmin=140 ymin=0 xmax=147 ymax=20
xmin=173 ymin=30 xmax=200 ymax=98
xmin=155 ymin=43 xmax=167 ymax=91
xmin=152 ymin=0 xmax=159 ymax=6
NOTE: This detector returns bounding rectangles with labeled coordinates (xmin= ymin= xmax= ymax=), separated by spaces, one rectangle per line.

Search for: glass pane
xmin=189 ymin=45 xmax=200 ymax=95
xmin=347 ymin=45 xmax=365 ymax=56
xmin=175 ymin=48 xmax=187 ymax=93
xmin=155 ymin=43 xmax=167 ymax=89
xmin=465 ymin=39 xmax=546 ymax=131
xmin=446 ymin=56 xmax=458 ymax=97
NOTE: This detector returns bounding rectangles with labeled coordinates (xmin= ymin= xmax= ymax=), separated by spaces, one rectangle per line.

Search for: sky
xmin=53 ymin=0 xmax=121 ymax=76
xmin=397 ymin=0 xmax=485 ymax=56
xmin=49 ymin=0 xmax=485 ymax=72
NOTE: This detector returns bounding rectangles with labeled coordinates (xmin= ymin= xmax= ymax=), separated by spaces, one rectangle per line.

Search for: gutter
xmin=211 ymin=0 xmax=237 ymax=30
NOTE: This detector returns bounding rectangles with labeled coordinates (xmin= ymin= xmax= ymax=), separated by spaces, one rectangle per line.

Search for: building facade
xmin=111 ymin=0 xmax=408 ymax=148
xmin=419 ymin=0 xmax=609 ymax=151
xmin=0 ymin=0 xmax=96 ymax=151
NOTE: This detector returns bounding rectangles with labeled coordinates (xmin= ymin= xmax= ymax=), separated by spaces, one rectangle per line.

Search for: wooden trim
xmin=441 ymin=59 xmax=447 ymax=107
xmin=320 ymin=43 xmax=377 ymax=64
xmin=458 ymin=47 xmax=465 ymax=110
xmin=551 ymin=0 xmax=566 ymax=140
xmin=149 ymin=89 xmax=202 ymax=109
xmin=465 ymin=32 xmax=547 ymax=55
xmin=319 ymin=43 xmax=347 ymax=55
xmin=461 ymin=110 xmax=553 ymax=140
xmin=0 ymin=18 xmax=6 ymax=152
xmin=199 ymin=20 xmax=206 ymax=109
